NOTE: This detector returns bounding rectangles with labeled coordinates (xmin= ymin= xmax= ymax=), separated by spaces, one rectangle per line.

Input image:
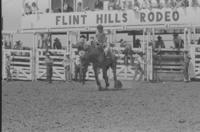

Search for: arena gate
xmin=2 ymin=49 xmax=33 ymax=80
xmin=190 ymin=45 xmax=200 ymax=79
xmin=35 ymin=49 xmax=67 ymax=80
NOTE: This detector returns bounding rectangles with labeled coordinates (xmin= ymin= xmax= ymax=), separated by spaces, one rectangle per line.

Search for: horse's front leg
xmin=93 ymin=66 xmax=102 ymax=91
xmin=103 ymin=67 xmax=109 ymax=89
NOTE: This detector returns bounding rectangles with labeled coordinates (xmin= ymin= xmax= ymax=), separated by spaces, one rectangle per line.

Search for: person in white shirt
xmin=63 ymin=54 xmax=72 ymax=82
xmin=133 ymin=53 xmax=145 ymax=81
xmin=74 ymin=53 xmax=81 ymax=81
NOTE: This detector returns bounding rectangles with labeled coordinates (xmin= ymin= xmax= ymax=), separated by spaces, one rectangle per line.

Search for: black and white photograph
xmin=2 ymin=0 xmax=200 ymax=131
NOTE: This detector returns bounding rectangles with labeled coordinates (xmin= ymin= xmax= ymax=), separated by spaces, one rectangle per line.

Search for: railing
xmin=2 ymin=49 xmax=33 ymax=80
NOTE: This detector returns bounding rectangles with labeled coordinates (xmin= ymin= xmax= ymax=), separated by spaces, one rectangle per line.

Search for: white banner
xmin=21 ymin=7 xmax=200 ymax=31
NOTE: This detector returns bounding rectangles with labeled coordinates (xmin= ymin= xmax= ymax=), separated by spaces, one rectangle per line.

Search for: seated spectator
xmin=191 ymin=0 xmax=200 ymax=7
xmin=32 ymin=2 xmax=39 ymax=14
xmin=53 ymin=38 xmax=62 ymax=49
xmin=155 ymin=36 xmax=165 ymax=49
xmin=24 ymin=3 xmax=32 ymax=15
xmin=95 ymin=0 xmax=104 ymax=10
xmin=169 ymin=0 xmax=176 ymax=8
xmin=133 ymin=0 xmax=141 ymax=10
xmin=164 ymin=0 xmax=171 ymax=8
xmin=141 ymin=0 xmax=150 ymax=9
xmin=181 ymin=0 xmax=189 ymax=7
xmin=127 ymin=0 xmax=133 ymax=9
xmin=156 ymin=0 xmax=163 ymax=8
xmin=77 ymin=1 xmax=83 ymax=12
xmin=108 ymin=0 xmax=117 ymax=10
xmin=63 ymin=3 xmax=73 ymax=12
xmin=134 ymin=39 xmax=141 ymax=48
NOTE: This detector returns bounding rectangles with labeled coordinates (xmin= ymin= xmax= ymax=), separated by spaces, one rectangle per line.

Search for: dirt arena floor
xmin=2 ymin=80 xmax=200 ymax=132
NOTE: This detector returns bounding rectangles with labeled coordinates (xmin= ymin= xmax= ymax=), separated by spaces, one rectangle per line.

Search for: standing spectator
xmin=5 ymin=54 xmax=12 ymax=82
xmin=123 ymin=44 xmax=134 ymax=65
xmin=45 ymin=52 xmax=53 ymax=83
xmin=63 ymin=2 xmax=73 ymax=12
xmin=74 ymin=52 xmax=81 ymax=81
xmin=173 ymin=34 xmax=183 ymax=53
xmin=32 ymin=2 xmax=39 ymax=14
xmin=155 ymin=36 xmax=165 ymax=49
xmin=24 ymin=3 xmax=32 ymax=15
xmin=134 ymin=39 xmax=141 ymax=48
xmin=87 ymin=36 xmax=96 ymax=47
xmin=133 ymin=53 xmax=145 ymax=81
xmin=95 ymin=0 xmax=104 ymax=10
xmin=73 ymin=35 xmax=86 ymax=55
xmin=63 ymin=54 xmax=72 ymax=82
xmin=183 ymin=51 xmax=191 ymax=82
xmin=53 ymin=38 xmax=62 ymax=49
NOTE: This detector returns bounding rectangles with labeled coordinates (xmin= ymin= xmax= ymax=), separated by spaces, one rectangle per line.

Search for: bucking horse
xmin=80 ymin=45 xmax=122 ymax=91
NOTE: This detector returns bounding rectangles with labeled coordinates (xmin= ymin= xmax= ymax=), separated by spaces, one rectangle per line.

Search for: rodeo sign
xmin=21 ymin=7 xmax=200 ymax=30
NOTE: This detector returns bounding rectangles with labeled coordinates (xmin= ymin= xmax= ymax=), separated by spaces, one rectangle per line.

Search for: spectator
xmin=95 ymin=0 xmax=104 ymax=10
xmin=134 ymin=39 xmax=141 ymax=48
xmin=173 ymin=34 xmax=184 ymax=53
xmin=14 ymin=40 xmax=23 ymax=50
xmin=73 ymin=35 xmax=86 ymax=55
xmin=183 ymin=51 xmax=191 ymax=82
xmin=87 ymin=36 xmax=96 ymax=47
xmin=169 ymin=0 xmax=176 ymax=8
xmin=155 ymin=36 xmax=165 ymax=49
xmin=108 ymin=0 xmax=117 ymax=10
xmin=198 ymin=37 xmax=200 ymax=45
xmin=133 ymin=53 xmax=145 ymax=81
xmin=191 ymin=0 xmax=200 ymax=7
xmin=53 ymin=38 xmax=62 ymax=49
xmin=77 ymin=1 xmax=83 ymax=12
xmin=63 ymin=54 xmax=72 ymax=82
xmin=156 ymin=0 xmax=163 ymax=8
xmin=32 ymin=2 xmax=39 ymax=14
xmin=133 ymin=0 xmax=141 ymax=10
xmin=5 ymin=54 xmax=12 ymax=82
xmin=63 ymin=2 xmax=73 ymax=12
xmin=181 ymin=0 xmax=189 ymax=7
xmin=74 ymin=52 xmax=81 ymax=81
xmin=141 ymin=0 xmax=150 ymax=9
xmin=164 ymin=0 xmax=171 ymax=8
xmin=24 ymin=3 xmax=32 ymax=15
xmin=45 ymin=52 xmax=53 ymax=83
xmin=123 ymin=44 xmax=134 ymax=65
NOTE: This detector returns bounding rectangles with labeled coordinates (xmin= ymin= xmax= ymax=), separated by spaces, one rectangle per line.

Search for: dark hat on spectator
xmin=80 ymin=35 xmax=86 ymax=38
xmin=97 ymin=24 xmax=103 ymax=30
xmin=54 ymin=38 xmax=59 ymax=41
xmin=157 ymin=36 xmax=162 ymax=39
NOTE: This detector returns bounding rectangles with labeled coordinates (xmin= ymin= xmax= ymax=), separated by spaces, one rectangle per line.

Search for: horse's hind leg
xmin=93 ymin=66 xmax=102 ymax=91
xmin=103 ymin=67 xmax=109 ymax=89
xmin=111 ymin=64 xmax=117 ymax=89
